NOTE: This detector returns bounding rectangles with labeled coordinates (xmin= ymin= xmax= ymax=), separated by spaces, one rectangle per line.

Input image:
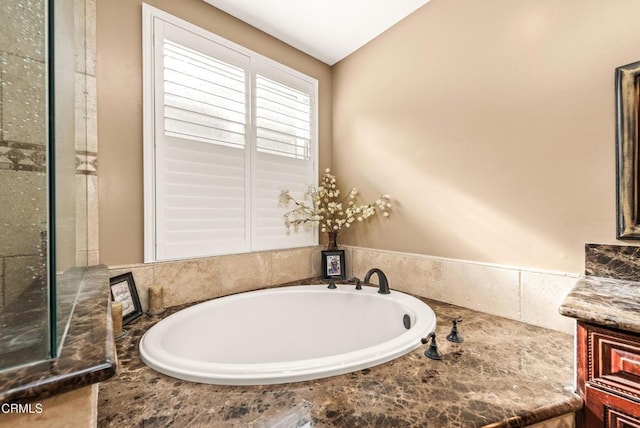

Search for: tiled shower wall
xmin=111 ymin=244 xmax=577 ymax=335
xmin=0 ymin=1 xmax=48 ymax=312
xmin=0 ymin=0 xmax=98 ymax=312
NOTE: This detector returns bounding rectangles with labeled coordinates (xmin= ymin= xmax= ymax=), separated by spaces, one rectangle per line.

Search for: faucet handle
xmin=348 ymin=276 xmax=362 ymax=290
xmin=421 ymin=332 xmax=443 ymax=360
xmin=446 ymin=317 xmax=463 ymax=343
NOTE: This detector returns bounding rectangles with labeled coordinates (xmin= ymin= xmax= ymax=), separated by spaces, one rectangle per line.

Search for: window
xmin=143 ymin=5 xmax=318 ymax=262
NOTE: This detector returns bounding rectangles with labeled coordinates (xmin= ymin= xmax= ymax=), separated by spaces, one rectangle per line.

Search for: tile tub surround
xmin=584 ymin=243 xmax=640 ymax=280
xmin=98 ymin=288 xmax=581 ymax=427
xmin=108 ymin=246 xmax=323 ymax=311
xmin=347 ymin=246 xmax=578 ymax=335
xmin=559 ymin=275 xmax=640 ymax=334
xmin=0 ymin=265 xmax=116 ymax=404
xmin=110 ymin=246 xmax=578 ymax=336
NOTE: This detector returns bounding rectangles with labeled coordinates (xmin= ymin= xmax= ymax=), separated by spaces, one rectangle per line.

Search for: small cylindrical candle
xmin=148 ymin=285 xmax=165 ymax=314
xmin=111 ymin=301 xmax=123 ymax=337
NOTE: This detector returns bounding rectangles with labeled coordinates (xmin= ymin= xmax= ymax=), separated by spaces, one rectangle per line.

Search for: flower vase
xmin=327 ymin=231 xmax=339 ymax=250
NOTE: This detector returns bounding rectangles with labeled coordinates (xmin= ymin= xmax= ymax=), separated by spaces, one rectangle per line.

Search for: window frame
xmin=142 ymin=4 xmax=318 ymax=262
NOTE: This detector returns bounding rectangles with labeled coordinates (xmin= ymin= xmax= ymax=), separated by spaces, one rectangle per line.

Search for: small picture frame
xmin=322 ymin=250 xmax=346 ymax=280
xmin=109 ymin=272 xmax=143 ymax=325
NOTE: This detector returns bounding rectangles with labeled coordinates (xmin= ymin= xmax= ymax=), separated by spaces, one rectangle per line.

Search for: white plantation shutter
xmin=152 ymin=19 xmax=251 ymax=260
xmin=144 ymin=6 xmax=317 ymax=262
xmin=253 ymin=66 xmax=316 ymax=250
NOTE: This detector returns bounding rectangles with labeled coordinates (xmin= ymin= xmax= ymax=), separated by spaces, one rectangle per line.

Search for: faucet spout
xmin=363 ymin=268 xmax=390 ymax=294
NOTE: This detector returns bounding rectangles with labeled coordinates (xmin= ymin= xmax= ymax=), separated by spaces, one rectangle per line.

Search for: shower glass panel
xmin=0 ymin=0 xmax=89 ymax=371
xmin=0 ymin=0 xmax=51 ymax=369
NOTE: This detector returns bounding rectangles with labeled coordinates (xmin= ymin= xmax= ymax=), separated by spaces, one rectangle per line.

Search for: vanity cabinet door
xmin=577 ymin=322 xmax=640 ymax=427
xmin=583 ymin=385 xmax=640 ymax=427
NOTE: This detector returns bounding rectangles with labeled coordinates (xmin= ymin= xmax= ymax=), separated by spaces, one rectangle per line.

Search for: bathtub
xmin=139 ymin=284 xmax=436 ymax=385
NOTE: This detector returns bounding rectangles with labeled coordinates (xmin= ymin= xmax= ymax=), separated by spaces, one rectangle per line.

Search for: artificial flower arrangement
xmin=279 ymin=168 xmax=391 ymax=248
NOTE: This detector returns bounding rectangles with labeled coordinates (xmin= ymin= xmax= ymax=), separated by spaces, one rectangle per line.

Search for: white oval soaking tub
xmin=139 ymin=284 xmax=436 ymax=385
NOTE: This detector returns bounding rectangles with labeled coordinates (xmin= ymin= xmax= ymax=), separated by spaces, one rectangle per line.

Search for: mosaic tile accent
xmin=75 ymin=150 xmax=97 ymax=175
xmin=0 ymin=142 xmax=97 ymax=175
xmin=0 ymin=141 xmax=46 ymax=172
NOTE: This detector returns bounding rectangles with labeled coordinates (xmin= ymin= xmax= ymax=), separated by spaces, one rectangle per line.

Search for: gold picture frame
xmin=616 ymin=60 xmax=640 ymax=238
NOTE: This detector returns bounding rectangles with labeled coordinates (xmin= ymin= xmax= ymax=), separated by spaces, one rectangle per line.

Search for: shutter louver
xmin=256 ymin=75 xmax=311 ymax=160
xmin=163 ymin=40 xmax=246 ymax=149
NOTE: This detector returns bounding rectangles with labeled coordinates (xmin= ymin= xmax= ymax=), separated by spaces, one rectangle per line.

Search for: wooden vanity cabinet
xmin=576 ymin=321 xmax=640 ymax=427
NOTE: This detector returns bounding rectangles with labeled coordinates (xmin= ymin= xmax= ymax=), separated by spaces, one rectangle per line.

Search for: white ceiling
xmin=203 ymin=0 xmax=431 ymax=65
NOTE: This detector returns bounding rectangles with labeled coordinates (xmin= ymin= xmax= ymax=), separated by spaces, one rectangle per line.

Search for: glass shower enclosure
xmin=0 ymin=0 xmax=90 ymax=371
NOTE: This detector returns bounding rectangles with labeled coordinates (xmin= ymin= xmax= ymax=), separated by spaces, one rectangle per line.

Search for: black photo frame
xmin=322 ymin=250 xmax=346 ymax=280
xmin=109 ymin=272 xmax=143 ymax=325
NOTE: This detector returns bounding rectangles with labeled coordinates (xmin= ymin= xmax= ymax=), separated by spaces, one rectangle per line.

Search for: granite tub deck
xmin=98 ymin=288 xmax=581 ymax=427
xmin=0 ymin=265 xmax=116 ymax=403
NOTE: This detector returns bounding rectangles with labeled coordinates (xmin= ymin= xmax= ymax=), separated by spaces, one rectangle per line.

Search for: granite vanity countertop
xmin=559 ymin=275 xmax=640 ymax=334
xmin=0 ymin=265 xmax=117 ymax=403
xmin=98 ymin=289 xmax=581 ymax=427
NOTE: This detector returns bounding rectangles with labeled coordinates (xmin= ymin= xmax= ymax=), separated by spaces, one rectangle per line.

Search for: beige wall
xmin=97 ymin=0 xmax=333 ymax=266
xmin=333 ymin=0 xmax=640 ymax=273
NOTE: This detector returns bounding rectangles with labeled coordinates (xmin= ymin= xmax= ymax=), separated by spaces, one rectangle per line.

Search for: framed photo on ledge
xmin=109 ymin=272 xmax=143 ymax=325
xmin=322 ymin=250 xmax=346 ymax=280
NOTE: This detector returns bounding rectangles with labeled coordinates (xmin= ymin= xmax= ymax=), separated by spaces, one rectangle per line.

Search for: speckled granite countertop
xmin=0 ymin=265 xmax=117 ymax=403
xmin=559 ymin=275 xmax=640 ymax=334
xmin=98 ymin=286 xmax=581 ymax=427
